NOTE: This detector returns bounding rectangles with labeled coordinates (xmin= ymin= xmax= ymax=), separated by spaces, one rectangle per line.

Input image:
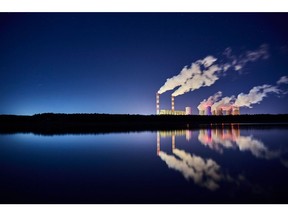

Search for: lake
xmin=1 ymin=124 xmax=288 ymax=203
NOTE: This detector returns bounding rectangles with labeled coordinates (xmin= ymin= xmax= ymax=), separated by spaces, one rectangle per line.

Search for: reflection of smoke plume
xmin=197 ymin=91 xmax=222 ymax=111
xmin=234 ymin=84 xmax=281 ymax=108
xmin=224 ymin=44 xmax=269 ymax=71
xmin=158 ymin=150 xmax=222 ymax=190
xmin=158 ymin=45 xmax=270 ymax=98
xmin=198 ymin=127 xmax=281 ymax=160
xmin=235 ymin=136 xmax=280 ymax=159
xmin=211 ymin=96 xmax=235 ymax=111
xmin=173 ymin=149 xmax=222 ymax=182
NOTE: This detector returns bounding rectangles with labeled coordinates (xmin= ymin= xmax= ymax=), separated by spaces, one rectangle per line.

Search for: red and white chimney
xmin=171 ymin=96 xmax=175 ymax=112
xmin=156 ymin=93 xmax=160 ymax=115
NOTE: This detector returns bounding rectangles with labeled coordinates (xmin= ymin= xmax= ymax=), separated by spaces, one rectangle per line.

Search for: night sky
xmin=1 ymin=13 xmax=288 ymax=115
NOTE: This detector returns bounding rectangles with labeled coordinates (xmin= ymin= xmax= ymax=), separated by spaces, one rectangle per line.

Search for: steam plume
xmin=172 ymin=64 xmax=221 ymax=97
xmin=197 ymin=91 xmax=222 ymax=111
xmin=207 ymin=76 xmax=288 ymax=110
xmin=158 ymin=56 xmax=218 ymax=95
xmin=277 ymin=76 xmax=288 ymax=85
xmin=234 ymin=84 xmax=281 ymax=108
xmin=224 ymin=44 xmax=269 ymax=71
xmin=211 ymin=96 xmax=235 ymax=111
xmin=158 ymin=44 xmax=270 ymax=97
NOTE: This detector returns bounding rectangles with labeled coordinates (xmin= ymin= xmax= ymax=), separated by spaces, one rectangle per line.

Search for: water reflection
xmin=157 ymin=125 xmax=288 ymax=191
xmin=157 ymin=130 xmax=225 ymax=190
xmin=198 ymin=124 xmax=281 ymax=159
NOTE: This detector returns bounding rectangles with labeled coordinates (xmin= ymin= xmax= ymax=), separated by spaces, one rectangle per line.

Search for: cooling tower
xmin=156 ymin=93 xmax=160 ymax=115
xmin=185 ymin=107 xmax=192 ymax=115
xmin=225 ymin=109 xmax=232 ymax=115
xmin=216 ymin=108 xmax=223 ymax=116
xmin=232 ymin=106 xmax=240 ymax=115
xmin=199 ymin=110 xmax=205 ymax=115
xmin=205 ymin=106 xmax=212 ymax=115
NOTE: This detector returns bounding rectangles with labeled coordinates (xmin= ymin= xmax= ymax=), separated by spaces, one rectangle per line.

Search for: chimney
xmin=171 ymin=96 xmax=175 ymax=112
xmin=156 ymin=93 xmax=160 ymax=115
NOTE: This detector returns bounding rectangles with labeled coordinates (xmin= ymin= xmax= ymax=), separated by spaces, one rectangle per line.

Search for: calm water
xmin=1 ymin=125 xmax=288 ymax=203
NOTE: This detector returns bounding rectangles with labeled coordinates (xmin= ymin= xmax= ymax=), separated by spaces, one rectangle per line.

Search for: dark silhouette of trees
xmin=0 ymin=113 xmax=288 ymax=135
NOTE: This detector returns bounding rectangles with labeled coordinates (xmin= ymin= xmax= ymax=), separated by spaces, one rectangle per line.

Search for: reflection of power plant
xmin=156 ymin=125 xmax=288 ymax=193
xmin=156 ymin=93 xmax=192 ymax=115
xmin=198 ymin=124 xmax=280 ymax=159
xmin=157 ymin=130 xmax=192 ymax=155
xmin=156 ymin=130 xmax=223 ymax=191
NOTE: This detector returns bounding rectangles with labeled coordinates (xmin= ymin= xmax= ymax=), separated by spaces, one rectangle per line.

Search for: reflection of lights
xmin=157 ymin=130 xmax=224 ymax=191
xmin=185 ymin=130 xmax=192 ymax=141
xmin=157 ymin=131 xmax=160 ymax=156
xmin=198 ymin=124 xmax=282 ymax=160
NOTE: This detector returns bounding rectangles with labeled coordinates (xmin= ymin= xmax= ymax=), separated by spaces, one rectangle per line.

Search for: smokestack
xmin=171 ymin=96 xmax=175 ymax=112
xmin=156 ymin=93 xmax=160 ymax=115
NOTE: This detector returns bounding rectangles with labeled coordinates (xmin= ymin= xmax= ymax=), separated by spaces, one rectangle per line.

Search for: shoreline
xmin=0 ymin=113 xmax=288 ymax=135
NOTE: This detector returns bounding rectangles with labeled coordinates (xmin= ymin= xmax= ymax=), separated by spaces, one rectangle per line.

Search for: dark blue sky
xmin=1 ymin=13 xmax=288 ymax=115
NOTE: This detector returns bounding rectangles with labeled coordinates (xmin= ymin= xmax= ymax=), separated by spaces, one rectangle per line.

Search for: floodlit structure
xmin=232 ymin=106 xmax=240 ymax=115
xmin=205 ymin=106 xmax=212 ymax=115
xmin=185 ymin=107 xmax=192 ymax=115
xmin=156 ymin=92 xmax=192 ymax=115
xmin=156 ymin=93 xmax=160 ymax=115
xmin=199 ymin=110 xmax=205 ymax=115
xmin=216 ymin=108 xmax=223 ymax=116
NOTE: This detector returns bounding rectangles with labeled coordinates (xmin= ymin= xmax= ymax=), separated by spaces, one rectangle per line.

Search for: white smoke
xmin=172 ymin=64 xmax=221 ymax=97
xmin=211 ymin=96 xmax=235 ymax=111
xmin=234 ymin=84 xmax=281 ymax=108
xmin=197 ymin=91 xmax=222 ymax=111
xmin=224 ymin=44 xmax=269 ymax=71
xmin=158 ymin=56 xmax=219 ymax=95
xmin=158 ymin=44 xmax=270 ymax=98
xmin=277 ymin=76 xmax=288 ymax=85
xmin=207 ymin=76 xmax=287 ymax=110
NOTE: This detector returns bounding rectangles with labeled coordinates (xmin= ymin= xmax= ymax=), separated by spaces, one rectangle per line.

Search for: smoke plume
xmin=206 ymin=76 xmax=288 ymax=110
xmin=158 ymin=44 xmax=270 ymax=97
xmin=158 ymin=56 xmax=218 ymax=95
xmin=211 ymin=96 xmax=235 ymax=111
xmin=234 ymin=84 xmax=281 ymax=108
xmin=197 ymin=91 xmax=222 ymax=111
xmin=223 ymin=44 xmax=269 ymax=71
xmin=277 ymin=76 xmax=288 ymax=85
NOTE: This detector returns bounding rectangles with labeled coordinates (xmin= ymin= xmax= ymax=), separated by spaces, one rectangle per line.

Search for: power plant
xmin=199 ymin=106 xmax=240 ymax=116
xmin=156 ymin=92 xmax=240 ymax=116
xmin=156 ymin=93 xmax=192 ymax=115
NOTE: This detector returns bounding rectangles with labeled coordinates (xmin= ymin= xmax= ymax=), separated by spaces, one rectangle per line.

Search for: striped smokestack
xmin=156 ymin=93 xmax=160 ymax=115
xmin=171 ymin=96 xmax=175 ymax=112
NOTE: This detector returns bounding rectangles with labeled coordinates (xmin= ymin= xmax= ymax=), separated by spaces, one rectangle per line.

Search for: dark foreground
xmin=1 ymin=126 xmax=288 ymax=203
xmin=1 ymin=113 xmax=288 ymax=134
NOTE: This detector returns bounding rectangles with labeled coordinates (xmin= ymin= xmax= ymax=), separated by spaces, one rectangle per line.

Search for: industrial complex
xmin=156 ymin=93 xmax=240 ymax=116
